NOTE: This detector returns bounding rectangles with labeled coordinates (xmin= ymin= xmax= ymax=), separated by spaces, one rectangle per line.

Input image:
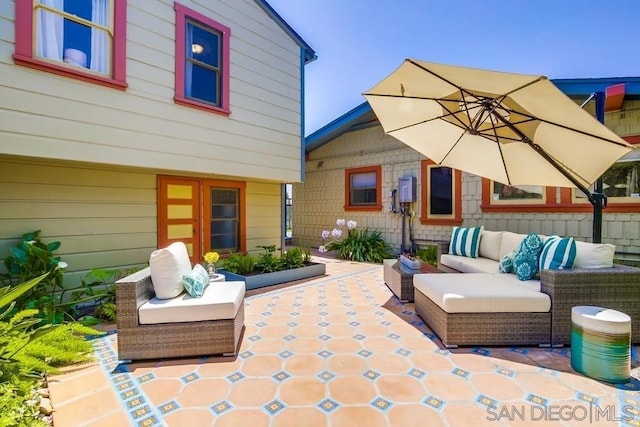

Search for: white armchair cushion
xmin=149 ymin=242 xmax=191 ymax=299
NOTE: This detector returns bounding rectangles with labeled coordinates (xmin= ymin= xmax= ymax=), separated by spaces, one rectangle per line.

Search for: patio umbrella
xmin=363 ymin=59 xmax=634 ymax=241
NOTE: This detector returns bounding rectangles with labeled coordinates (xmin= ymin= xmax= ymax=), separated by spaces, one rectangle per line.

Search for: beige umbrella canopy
xmin=363 ymin=59 xmax=633 ymax=193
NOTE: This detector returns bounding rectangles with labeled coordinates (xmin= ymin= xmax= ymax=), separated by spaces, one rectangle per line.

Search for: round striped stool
xmin=570 ymin=306 xmax=631 ymax=383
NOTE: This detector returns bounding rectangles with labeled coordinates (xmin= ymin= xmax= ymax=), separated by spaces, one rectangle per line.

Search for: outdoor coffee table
xmin=383 ymin=258 xmax=442 ymax=302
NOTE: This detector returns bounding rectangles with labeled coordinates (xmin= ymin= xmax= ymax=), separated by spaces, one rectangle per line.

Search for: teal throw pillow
xmin=449 ymin=226 xmax=483 ymax=258
xmin=518 ymin=232 xmax=544 ymax=256
xmin=182 ymin=264 xmax=209 ymax=298
xmin=513 ymin=251 xmax=538 ymax=281
xmin=539 ymin=236 xmax=577 ymax=270
xmin=498 ymin=253 xmax=514 ymax=273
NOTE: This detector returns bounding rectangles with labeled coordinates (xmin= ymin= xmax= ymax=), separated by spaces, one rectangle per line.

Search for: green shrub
xmin=0 ymin=273 xmax=100 ymax=426
xmin=255 ymin=245 xmax=281 ymax=273
xmin=1 ymin=231 xmax=68 ymax=324
xmin=222 ymin=252 xmax=256 ymax=275
xmin=279 ymin=246 xmax=308 ymax=270
xmin=415 ymin=245 xmax=438 ymax=267
xmin=325 ymin=227 xmax=393 ymax=263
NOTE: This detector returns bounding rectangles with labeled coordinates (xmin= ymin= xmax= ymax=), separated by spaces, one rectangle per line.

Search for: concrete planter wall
xmin=220 ymin=262 xmax=326 ymax=290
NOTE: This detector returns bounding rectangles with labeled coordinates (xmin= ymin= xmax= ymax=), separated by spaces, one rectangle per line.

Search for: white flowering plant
xmin=319 ymin=218 xmax=393 ymax=262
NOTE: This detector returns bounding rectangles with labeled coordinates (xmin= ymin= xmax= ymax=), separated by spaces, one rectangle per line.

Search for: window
xmin=13 ymin=0 xmax=127 ymax=89
xmin=491 ymin=183 xmax=545 ymax=204
xmin=344 ymin=166 xmax=382 ymax=211
xmin=420 ymin=160 xmax=462 ymax=225
xmin=568 ymin=149 xmax=640 ymax=210
xmin=174 ymin=3 xmax=231 ymax=115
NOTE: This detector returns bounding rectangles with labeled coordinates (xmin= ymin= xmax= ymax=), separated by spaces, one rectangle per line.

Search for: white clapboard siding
xmin=0 ymin=0 xmax=306 ymax=183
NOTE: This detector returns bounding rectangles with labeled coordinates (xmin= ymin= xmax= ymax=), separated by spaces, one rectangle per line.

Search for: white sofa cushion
xmin=414 ymin=273 xmax=550 ymax=313
xmin=149 ymin=242 xmax=192 ymax=299
xmin=573 ymin=241 xmax=615 ymax=268
xmin=440 ymin=254 xmax=499 ymax=274
xmin=499 ymin=232 xmax=528 ymax=259
xmin=139 ymin=281 xmax=245 ymax=324
xmin=478 ymin=230 xmax=503 ymax=261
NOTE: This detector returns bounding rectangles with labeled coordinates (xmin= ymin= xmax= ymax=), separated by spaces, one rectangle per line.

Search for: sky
xmin=266 ymin=0 xmax=640 ymax=136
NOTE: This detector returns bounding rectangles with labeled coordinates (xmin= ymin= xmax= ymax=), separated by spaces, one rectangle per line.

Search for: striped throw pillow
xmin=539 ymin=236 xmax=577 ymax=270
xmin=449 ymin=226 xmax=483 ymax=258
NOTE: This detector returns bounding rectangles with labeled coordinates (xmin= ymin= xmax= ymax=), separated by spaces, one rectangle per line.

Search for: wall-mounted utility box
xmin=398 ymin=176 xmax=416 ymax=203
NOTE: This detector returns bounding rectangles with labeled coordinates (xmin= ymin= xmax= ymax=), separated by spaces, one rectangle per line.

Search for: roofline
xmin=254 ymin=0 xmax=317 ymax=64
xmin=306 ymin=76 xmax=640 ymax=152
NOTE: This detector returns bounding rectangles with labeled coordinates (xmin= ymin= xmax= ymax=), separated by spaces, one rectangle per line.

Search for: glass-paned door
xmin=209 ymin=188 xmax=239 ymax=252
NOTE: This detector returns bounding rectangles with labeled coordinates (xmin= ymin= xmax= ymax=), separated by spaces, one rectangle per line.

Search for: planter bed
xmin=220 ymin=262 xmax=326 ymax=290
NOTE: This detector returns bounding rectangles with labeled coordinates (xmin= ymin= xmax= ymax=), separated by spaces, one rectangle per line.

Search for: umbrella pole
xmin=591 ymin=91 xmax=607 ymax=244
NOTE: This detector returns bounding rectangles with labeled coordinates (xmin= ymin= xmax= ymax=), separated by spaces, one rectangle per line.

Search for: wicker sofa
xmin=116 ymin=267 xmax=245 ymax=361
xmin=413 ymin=229 xmax=640 ymax=347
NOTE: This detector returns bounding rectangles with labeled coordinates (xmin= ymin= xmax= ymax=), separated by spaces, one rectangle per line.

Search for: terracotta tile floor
xmin=48 ymin=255 xmax=640 ymax=426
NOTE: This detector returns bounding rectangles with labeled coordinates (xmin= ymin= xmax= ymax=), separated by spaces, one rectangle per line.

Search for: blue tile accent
xmin=317 ymin=398 xmax=339 ymax=413
xmin=272 ymin=371 xmax=291 ymax=382
xmin=264 ymin=399 xmax=286 ymax=415
xmin=349 ymin=321 xmax=360 ymax=327
xmin=576 ymin=392 xmax=598 ymax=405
xmin=452 ymin=368 xmax=469 ymax=378
xmin=240 ymin=350 xmax=254 ymax=359
xmin=318 ymin=334 xmax=331 ymax=341
xmin=131 ymin=405 xmax=153 ymax=420
xmin=387 ymin=333 xmax=401 ymax=340
xmin=226 ymin=372 xmax=245 ymax=383
xmin=283 ymin=335 xmax=296 ymax=341
xmin=255 ymin=322 xmax=267 ymax=327
xmin=346 ymin=311 xmax=357 ymax=316
xmin=380 ymin=321 xmax=392 ymax=326
xmin=472 ymin=348 xmax=491 ymax=356
xmin=248 ymin=335 xmax=262 ymax=342
xmin=126 ymin=396 xmax=146 ymax=409
xmin=526 ymin=394 xmax=548 ymax=406
xmin=423 ymin=395 xmax=445 ymax=410
xmin=286 ymin=322 xmax=298 ymax=327
xmin=278 ymin=350 xmax=294 ymax=359
xmin=496 ymin=367 xmax=515 ymax=377
xmin=158 ymin=400 xmax=180 ymax=414
xmin=476 ymin=395 xmax=498 ymax=409
xmin=180 ymin=373 xmax=199 ymax=383
xmin=137 ymin=415 xmax=160 ymax=426
xmin=317 ymin=370 xmax=336 ymax=382
xmin=363 ymin=370 xmax=380 ymax=380
xmin=371 ymin=397 xmax=393 ymax=412
xmin=396 ymin=348 xmax=411 ymax=356
xmin=318 ymin=350 xmax=333 ymax=358
xmin=261 ymin=311 xmax=272 ymax=316
xmin=353 ymin=334 xmax=366 ymax=340
xmin=210 ymin=400 xmax=233 ymax=415
xmin=408 ymin=368 xmax=426 ymax=379
xmin=357 ymin=349 xmax=372 ymax=358
xmin=318 ymin=321 xmax=330 ymax=327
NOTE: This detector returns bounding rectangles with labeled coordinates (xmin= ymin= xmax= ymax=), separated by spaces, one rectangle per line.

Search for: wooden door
xmin=157 ymin=176 xmax=201 ymax=264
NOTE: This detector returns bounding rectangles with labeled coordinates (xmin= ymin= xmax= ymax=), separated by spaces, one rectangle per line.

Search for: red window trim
xmin=344 ymin=165 xmax=382 ymax=212
xmin=174 ymin=2 xmax=231 ymax=116
xmin=13 ymin=0 xmax=127 ymax=90
xmin=420 ymin=159 xmax=462 ymax=225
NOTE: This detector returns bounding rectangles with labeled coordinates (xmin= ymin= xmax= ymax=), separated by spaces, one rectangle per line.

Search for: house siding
xmin=295 ymin=102 xmax=640 ymax=256
xmin=0 ymin=155 xmax=283 ymax=286
xmin=0 ymin=0 xmax=304 ymax=183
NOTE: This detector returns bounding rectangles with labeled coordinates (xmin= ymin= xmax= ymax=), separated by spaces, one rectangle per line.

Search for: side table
xmin=383 ymin=258 xmax=441 ymax=302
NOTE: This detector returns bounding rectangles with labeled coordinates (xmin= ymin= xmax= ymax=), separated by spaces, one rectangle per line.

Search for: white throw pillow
xmin=149 ymin=242 xmax=192 ymax=299
xmin=478 ymin=230 xmax=503 ymax=261
xmin=573 ymin=241 xmax=615 ymax=269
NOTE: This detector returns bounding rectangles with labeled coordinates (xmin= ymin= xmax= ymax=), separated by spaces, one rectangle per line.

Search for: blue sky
xmin=266 ymin=0 xmax=640 ymax=135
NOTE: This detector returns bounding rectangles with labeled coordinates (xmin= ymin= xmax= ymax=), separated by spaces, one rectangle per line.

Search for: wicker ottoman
xmin=570 ymin=306 xmax=631 ymax=383
xmin=383 ymin=259 xmax=441 ymax=302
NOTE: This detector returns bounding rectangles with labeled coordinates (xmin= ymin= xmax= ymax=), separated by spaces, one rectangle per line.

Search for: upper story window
xmin=174 ymin=3 xmax=231 ymax=115
xmin=420 ymin=160 xmax=462 ymax=225
xmin=344 ymin=166 xmax=382 ymax=211
xmin=13 ymin=0 xmax=127 ymax=89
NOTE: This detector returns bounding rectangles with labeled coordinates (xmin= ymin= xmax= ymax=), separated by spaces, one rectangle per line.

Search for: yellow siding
xmin=0 ymin=156 xmax=156 ymax=286
xmin=0 ymin=0 xmax=304 ymax=183
xmin=245 ymin=181 xmax=283 ymax=254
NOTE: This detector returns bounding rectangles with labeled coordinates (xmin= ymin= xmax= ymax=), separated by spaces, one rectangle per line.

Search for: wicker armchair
xmin=115 ymin=268 xmax=245 ymax=361
xmin=540 ymin=265 xmax=640 ymax=346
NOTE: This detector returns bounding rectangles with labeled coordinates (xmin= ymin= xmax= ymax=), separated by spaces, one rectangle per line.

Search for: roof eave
xmin=254 ymin=0 xmax=317 ymax=63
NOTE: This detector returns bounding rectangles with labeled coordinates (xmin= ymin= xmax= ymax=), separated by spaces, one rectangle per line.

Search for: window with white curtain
xmin=34 ymin=0 xmax=112 ymax=75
